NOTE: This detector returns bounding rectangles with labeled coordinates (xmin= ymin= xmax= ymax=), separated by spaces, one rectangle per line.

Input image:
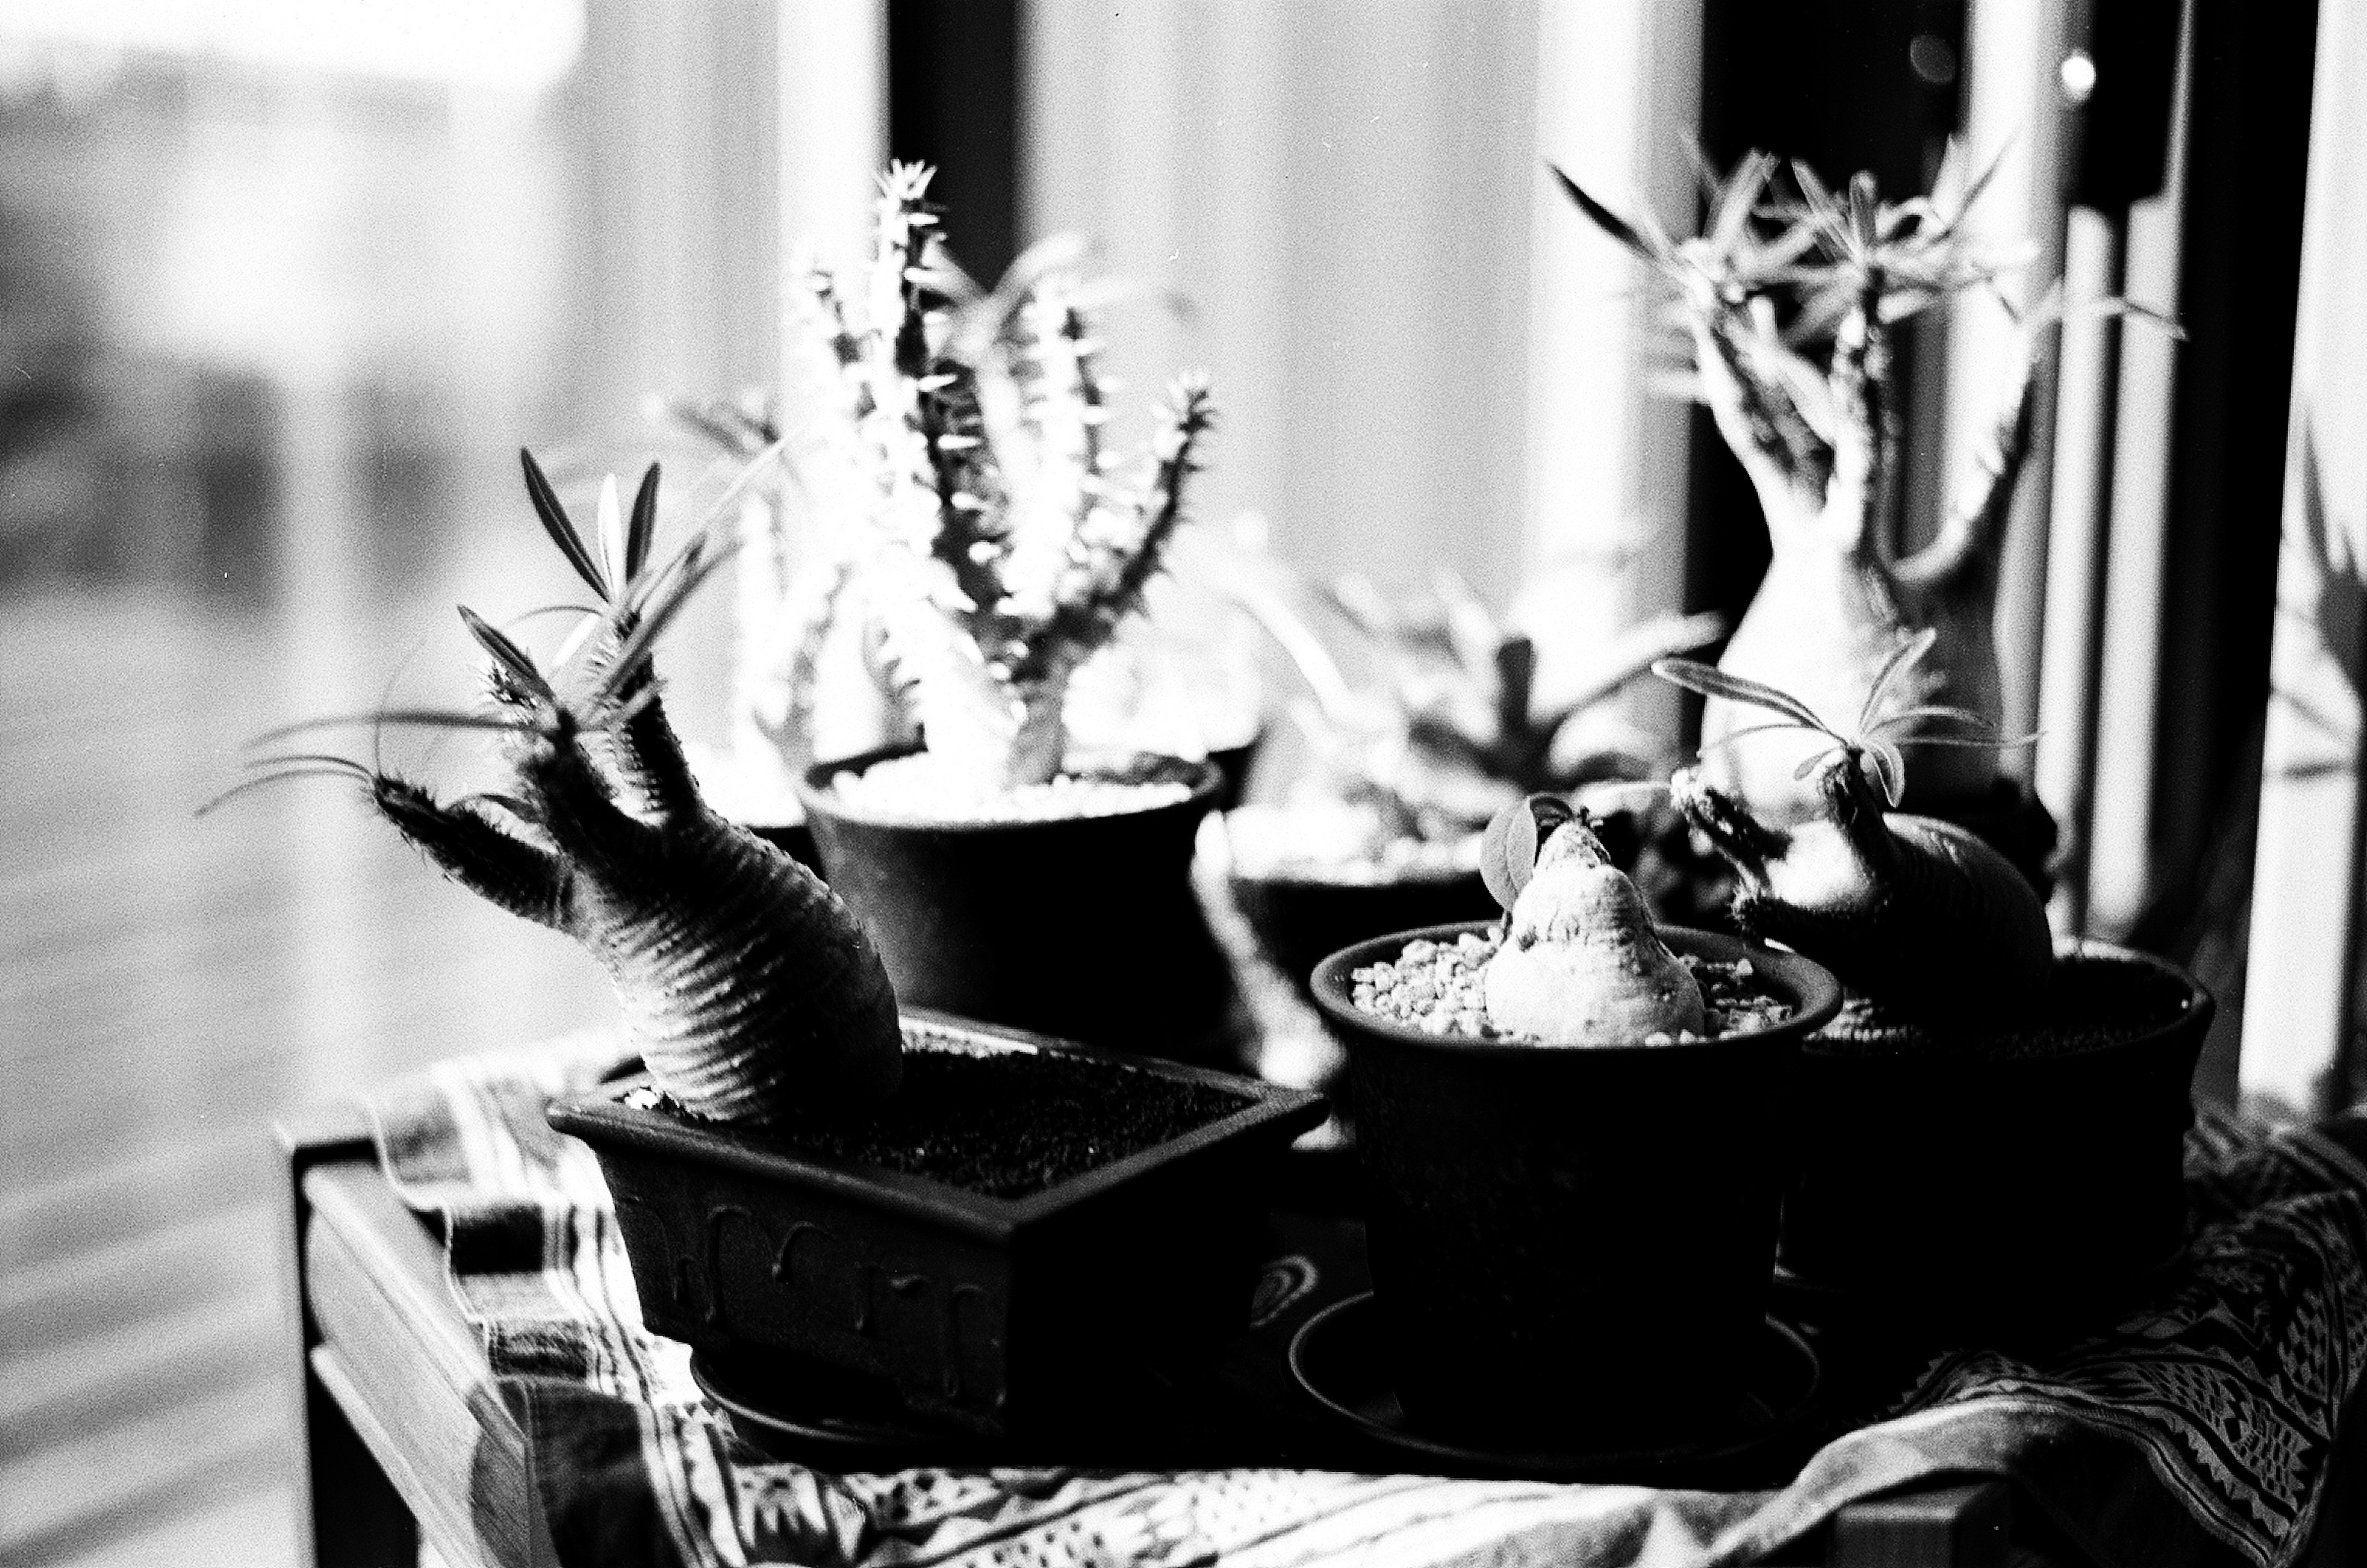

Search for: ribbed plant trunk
xmin=1705 ymin=525 xmax=2005 ymax=824
xmin=1692 ymin=300 xmax=2030 ymax=828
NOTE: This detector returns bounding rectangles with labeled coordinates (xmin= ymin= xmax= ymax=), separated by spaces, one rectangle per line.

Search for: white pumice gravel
xmin=1349 ymin=933 xmax=1793 ymax=1043
xmin=827 ymin=753 xmax=1193 ymax=823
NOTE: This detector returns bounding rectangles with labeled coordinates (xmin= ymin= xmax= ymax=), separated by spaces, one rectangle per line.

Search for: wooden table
xmin=270 ymin=1107 xmax=2185 ymax=1568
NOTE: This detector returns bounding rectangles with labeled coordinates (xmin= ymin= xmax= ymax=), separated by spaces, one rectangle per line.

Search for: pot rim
xmin=546 ymin=1008 xmax=1327 ymax=1242
xmin=1225 ymin=862 xmax=1487 ymax=893
xmin=1797 ymin=936 xmax=2215 ymax=1066
xmin=796 ymin=741 xmax=1222 ymax=832
xmin=1309 ymin=921 xmax=1842 ymax=1058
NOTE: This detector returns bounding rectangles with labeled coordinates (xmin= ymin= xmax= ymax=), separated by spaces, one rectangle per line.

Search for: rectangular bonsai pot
xmin=546 ymin=1010 xmax=1326 ymax=1437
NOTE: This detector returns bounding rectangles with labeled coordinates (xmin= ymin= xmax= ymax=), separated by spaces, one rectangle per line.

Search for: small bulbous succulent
xmin=1478 ymin=794 xmax=1706 ymax=1047
xmin=1656 ymin=642 xmax=2053 ymax=1015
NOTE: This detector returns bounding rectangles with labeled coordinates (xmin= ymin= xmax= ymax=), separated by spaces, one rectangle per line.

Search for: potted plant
xmin=211 ymin=450 xmax=1325 ymax=1436
xmin=1653 ymin=651 xmax=2213 ymax=1339
xmin=1307 ymin=796 xmax=1841 ymax=1446
xmin=1560 ymin=147 xmax=2169 ymax=888
xmin=780 ymin=164 xmax=1237 ymax=1061
xmin=649 ymin=390 xmax=1267 ymax=873
xmin=1222 ymin=566 xmax=1725 ymax=992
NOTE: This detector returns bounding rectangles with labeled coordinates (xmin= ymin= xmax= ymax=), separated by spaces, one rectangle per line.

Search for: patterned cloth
xmin=365 ymin=1033 xmax=2367 ymax=1568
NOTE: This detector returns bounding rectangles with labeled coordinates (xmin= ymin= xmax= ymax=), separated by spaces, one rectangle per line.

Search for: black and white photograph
xmin=2 ymin=2 xmax=2364 ymax=1565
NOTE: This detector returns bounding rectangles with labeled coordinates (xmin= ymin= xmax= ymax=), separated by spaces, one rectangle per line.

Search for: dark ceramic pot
xmin=548 ymin=1010 xmax=1326 ymax=1437
xmin=1230 ymin=870 xmax=1498 ymax=997
xmin=798 ymin=745 xmax=1236 ymax=1063
xmin=1310 ymin=924 xmax=1842 ymax=1445
xmin=1206 ymin=733 xmax=1263 ymax=815
xmin=1777 ymin=939 xmax=2211 ymax=1340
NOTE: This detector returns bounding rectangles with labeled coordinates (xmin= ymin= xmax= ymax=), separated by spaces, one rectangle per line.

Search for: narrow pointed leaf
xmin=1695 ymin=719 xmax=1825 ymax=756
xmin=1865 ymin=738 xmax=1907 ymax=806
xmin=1890 ymin=730 xmax=2043 ymax=750
xmin=520 ymin=447 xmax=612 ymax=600
xmin=1652 ymin=656 xmax=1834 ymax=733
xmin=1707 ymin=151 xmax=1776 ymax=253
xmin=599 ymin=532 xmax=742 ymax=705
xmin=1866 ymin=702 xmax=2001 ymax=734
xmin=457 ymin=606 xmax=553 ymax=701
xmin=247 ymin=709 xmax=534 ymax=748
xmin=1855 ymin=627 xmax=1938 ymax=734
xmin=197 ymin=766 xmax=373 ymax=816
xmin=1552 ymin=165 xmax=1658 ymax=261
xmin=626 ymin=462 xmax=661 ymax=579
xmin=595 ymin=474 xmax=628 ymax=588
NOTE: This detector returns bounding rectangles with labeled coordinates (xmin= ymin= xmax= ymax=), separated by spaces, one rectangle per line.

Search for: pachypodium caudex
xmin=1655 ymin=639 xmax=2053 ymax=1014
xmin=208 ymin=452 xmax=906 ymax=1125
xmin=798 ymin=161 xmax=1216 ymax=790
xmin=1476 ymin=794 xmax=1706 ymax=1047
xmin=1561 ymin=145 xmax=2146 ymax=823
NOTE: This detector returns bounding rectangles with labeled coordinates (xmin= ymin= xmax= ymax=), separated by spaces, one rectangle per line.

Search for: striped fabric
xmin=365 ymin=1033 xmax=2367 ymax=1568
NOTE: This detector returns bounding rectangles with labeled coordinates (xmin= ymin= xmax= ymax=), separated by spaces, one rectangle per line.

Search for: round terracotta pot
xmin=1776 ymin=939 xmax=2212 ymax=1340
xmin=1310 ymin=924 xmax=1842 ymax=1445
xmin=799 ymin=745 xmax=1237 ymax=1064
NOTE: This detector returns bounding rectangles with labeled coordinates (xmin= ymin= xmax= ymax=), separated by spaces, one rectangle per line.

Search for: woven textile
xmin=365 ymin=1032 xmax=2367 ymax=1568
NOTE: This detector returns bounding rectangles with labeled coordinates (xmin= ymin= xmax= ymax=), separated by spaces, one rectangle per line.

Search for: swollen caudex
xmin=1479 ymin=812 xmax=1706 ymax=1047
xmin=225 ymin=452 xmax=907 ymax=1127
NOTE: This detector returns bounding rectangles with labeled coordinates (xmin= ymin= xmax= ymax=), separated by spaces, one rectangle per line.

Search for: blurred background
xmin=0 ymin=0 xmax=2354 ymax=1562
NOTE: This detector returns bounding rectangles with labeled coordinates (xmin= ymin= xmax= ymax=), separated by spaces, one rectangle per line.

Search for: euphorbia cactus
xmin=1561 ymin=147 xmax=2054 ymax=826
xmin=799 ymin=163 xmax=1215 ymax=791
xmin=1477 ymin=794 xmax=1706 ymax=1046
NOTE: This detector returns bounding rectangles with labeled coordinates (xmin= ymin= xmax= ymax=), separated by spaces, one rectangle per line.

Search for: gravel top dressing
xmin=1347 ymin=929 xmax=1794 ymax=1043
xmin=1811 ymin=953 xmax=2194 ymax=1059
xmin=825 ymin=752 xmax=1194 ymax=823
xmin=635 ymin=1045 xmax=1251 ymax=1198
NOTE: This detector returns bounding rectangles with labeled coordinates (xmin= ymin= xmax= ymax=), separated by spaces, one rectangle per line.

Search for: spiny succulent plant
xmin=210 ymin=452 xmax=905 ymax=1125
xmin=1561 ymin=144 xmax=2128 ymax=827
xmin=797 ymin=163 xmax=1216 ymax=792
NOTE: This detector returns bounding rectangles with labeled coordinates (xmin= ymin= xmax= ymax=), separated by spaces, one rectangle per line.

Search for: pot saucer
xmin=1287 ymin=1292 xmax=1820 ymax=1483
xmin=691 ymin=1350 xmax=975 ymax=1467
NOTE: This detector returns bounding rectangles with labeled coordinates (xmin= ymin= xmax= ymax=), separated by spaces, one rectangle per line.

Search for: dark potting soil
xmin=1812 ymin=952 xmax=2193 ymax=1060
xmin=648 ymin=1045 xmax=1251 ymax=1198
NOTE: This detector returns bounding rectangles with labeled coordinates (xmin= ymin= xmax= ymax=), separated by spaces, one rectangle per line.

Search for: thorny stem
xmin=372 ymin=774 xmax=572 ymax=930
xmin=798 ymin=163 xmax=1216 ymax=788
